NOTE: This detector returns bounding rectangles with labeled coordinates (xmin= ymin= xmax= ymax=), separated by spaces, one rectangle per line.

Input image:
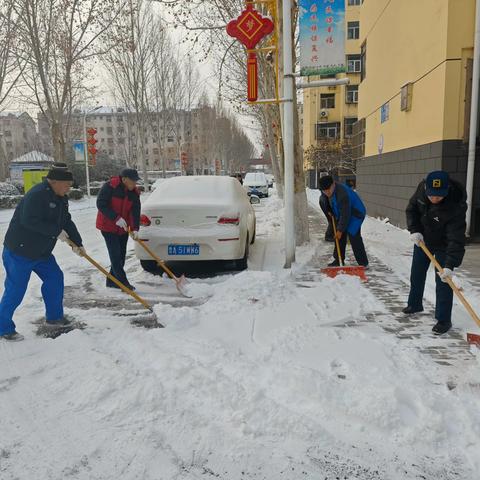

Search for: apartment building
xmin=38 ymin=105 xmax=231 ymax=174
xmin=0 ymin=112 xmax=39 ymax=161
xmin=302 ymin=0 xmax=362 ymax=169
xmin=355 ymin=0 xmax=480 ymax=237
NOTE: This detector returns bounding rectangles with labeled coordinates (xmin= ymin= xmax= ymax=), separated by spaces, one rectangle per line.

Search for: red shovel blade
xmin=467 ymin=333 xmax=480 ymax=346
xmin=321 ymin=266 xmax=368 ymax=282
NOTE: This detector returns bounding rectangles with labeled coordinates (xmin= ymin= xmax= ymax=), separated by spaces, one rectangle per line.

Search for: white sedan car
xmin=135 ymin=176 xmax=256 ymax=271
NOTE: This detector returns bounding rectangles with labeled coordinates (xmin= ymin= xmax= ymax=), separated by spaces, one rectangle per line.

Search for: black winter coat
xmin=406 ymin=179 xmax=466 ymax=269
xmin=4 ymin=180 xmax=83 ymax=260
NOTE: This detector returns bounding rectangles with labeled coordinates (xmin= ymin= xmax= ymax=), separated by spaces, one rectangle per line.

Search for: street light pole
xmin=282 ymin=0 xmax=295 ymax=268
xmin=83 ymin=113 xmax=91 ymax=198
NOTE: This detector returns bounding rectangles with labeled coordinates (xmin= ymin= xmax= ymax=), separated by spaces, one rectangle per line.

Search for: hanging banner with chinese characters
xmin=299 ymin=0 xmax=346 ymax=76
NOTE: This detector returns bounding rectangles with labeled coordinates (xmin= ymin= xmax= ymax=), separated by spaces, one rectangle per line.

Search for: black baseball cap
xmin=425 ymin=170 xmax=449 ymax=197
xmin=120 ymin=168 xmax=140 ymax=182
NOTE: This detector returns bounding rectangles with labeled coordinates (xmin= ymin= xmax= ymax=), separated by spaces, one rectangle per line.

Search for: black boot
xmin=432 ymin=322 xmax=452 ymax=335
xmin=402 ymin=306 xmax=424 ymax=314
xmin=328 ymin=260 xmax=340 ymax=267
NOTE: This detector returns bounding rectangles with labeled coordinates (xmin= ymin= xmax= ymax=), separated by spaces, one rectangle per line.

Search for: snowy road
xmin=0 ymin=189 xmax=479 ymax=479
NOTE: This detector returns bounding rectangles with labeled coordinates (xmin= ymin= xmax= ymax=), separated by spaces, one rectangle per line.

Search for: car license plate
xmin=168 ymin=244 xmax=200 ymax=256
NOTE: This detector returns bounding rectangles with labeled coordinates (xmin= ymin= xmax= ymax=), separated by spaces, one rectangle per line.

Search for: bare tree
xmin=0 ymin=0 xmax=23 ymax=110
xmin=150 ymin=20 xmax=179 ymax=177
xmin=304 ymin=138 xmax=356 ymax=175
xmin=13 ymin=0 xmax=128 ymax=162
xmin=104 ymin=0 xmax=159 ymax=187
xmin=0 ymin=0 xmax=25 ymax=180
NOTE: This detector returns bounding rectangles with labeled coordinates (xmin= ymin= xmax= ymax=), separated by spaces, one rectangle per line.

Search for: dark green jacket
xmin=4 ymin=180 xmax=83 ymax=260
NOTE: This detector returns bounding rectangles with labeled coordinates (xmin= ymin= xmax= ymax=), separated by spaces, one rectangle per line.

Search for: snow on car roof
xmin=146 ymin=175 xmax=240 ymax=204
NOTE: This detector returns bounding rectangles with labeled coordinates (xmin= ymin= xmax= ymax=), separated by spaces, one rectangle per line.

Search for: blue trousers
xmin=407 ymin=245 xmax=453 ymax=324
xmin=0 ymin=248 xmax=64 ymax=335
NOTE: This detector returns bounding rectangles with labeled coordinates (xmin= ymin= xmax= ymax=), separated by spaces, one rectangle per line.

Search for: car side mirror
xmin=250 ymin=195 xmax=260 ymax=205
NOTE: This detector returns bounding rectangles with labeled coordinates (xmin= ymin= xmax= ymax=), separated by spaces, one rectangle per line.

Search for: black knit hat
xmin=319 ymin=175 xmax=334 ymax=191
xmin=120 ymin=168 xmax=140 ymax=182
xmin=46 ymin=162 xmax=73 ymax=182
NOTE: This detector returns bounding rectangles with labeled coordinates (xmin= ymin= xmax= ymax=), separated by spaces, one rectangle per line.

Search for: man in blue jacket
xmin=319 ymin=175 xmax=369 ymax=267
xmin=0 ymin=163 xmax=85 ymax=341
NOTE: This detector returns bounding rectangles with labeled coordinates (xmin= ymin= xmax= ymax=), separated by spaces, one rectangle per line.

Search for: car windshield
xmin=244 ymin=173 xmax=266 ymax=183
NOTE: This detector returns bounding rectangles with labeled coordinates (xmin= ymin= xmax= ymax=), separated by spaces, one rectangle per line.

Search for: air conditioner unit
xmin=320 ymin=109 xmax=329 ymax=119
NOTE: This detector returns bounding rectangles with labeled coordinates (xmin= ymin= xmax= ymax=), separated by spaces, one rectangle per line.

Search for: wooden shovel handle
xmin=66 ymin=239 xmax=153 ymax=312
xmin=130 ymin=232 xmax=178 ymax=281
xmin=418 ymin=241 xmax=480 ymax=328
xmin=330 ymin=214 xmax=344 ymax=266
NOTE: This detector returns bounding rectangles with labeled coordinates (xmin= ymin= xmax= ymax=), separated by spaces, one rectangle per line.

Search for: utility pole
xmin=466 ymin=0 xmax=480 ymax=236
xmin=282 ymin=0 xmax=295 ymax=268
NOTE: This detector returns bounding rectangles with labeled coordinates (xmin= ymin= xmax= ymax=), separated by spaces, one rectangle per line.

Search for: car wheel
xmin=140 ymin=260 xmax=158 ymax=272
xmin=235 ymin=234 xmax=249 ymax=271
xmin=265 ymin=190 xmax=269 ymax=198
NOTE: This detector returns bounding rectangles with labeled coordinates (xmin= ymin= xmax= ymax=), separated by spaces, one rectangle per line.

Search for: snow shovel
xmin=418 ymin=241 xmax=480 ymax=345
xmin=321 ymin=215 xmax=367 ymax=281
xmin=66 ymin=239 xmax=162 ymax=326
xmin=129 ymin=231 xmax=191 ymax=298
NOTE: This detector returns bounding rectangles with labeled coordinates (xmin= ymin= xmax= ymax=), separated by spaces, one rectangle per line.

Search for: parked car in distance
xmin=265 ymin=174 xmax=274 ymax=188
xmin=135 ymin=176 xmax=256 ymax=271
xmin=243 ymin=172 xmax=269 ymax=198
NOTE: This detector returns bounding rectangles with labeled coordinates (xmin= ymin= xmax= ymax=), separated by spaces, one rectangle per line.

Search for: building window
xmin=167 ymin=136 xmax=174 ymax=142
xmin=106 ymin=117 xmax=111 ymax=122
xmin=316 ymin=122 xmax=340 ymax=140
xmin=320 ymin=93 xmax=335 ymax=109
xmin=381 ymin=102 xmax=390 ymax=123
xmin=347 ymin=54 xmax=361 ymax=73
xmin=347 ymin=21 xmax=359 ymax=40
xmin=348 ymin=0 xmax=361 ymax=5
xmin=4 ymin=130 xmax=11 ymax=137
xmin=346 ymin=85 xmax=359 ymax=104
xmin=344 ymin=118 xmax=358 ymax=138
xmin=360 ymin=42 xmax=367 ymax=81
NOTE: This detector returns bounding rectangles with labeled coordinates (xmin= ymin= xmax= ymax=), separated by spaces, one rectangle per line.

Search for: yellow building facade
xmin=355 ymin=0 xmax=480 ymax=234
xmin=303 ymin=0 xmax=362 ymax=178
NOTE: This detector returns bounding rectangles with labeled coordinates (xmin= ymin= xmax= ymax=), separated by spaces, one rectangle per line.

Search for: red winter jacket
xmin=96 ymin=176 xmax=141 ymax=235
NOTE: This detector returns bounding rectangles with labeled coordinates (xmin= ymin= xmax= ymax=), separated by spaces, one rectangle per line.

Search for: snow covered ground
xmin=0 ymin=188 xmax=479 ymax=479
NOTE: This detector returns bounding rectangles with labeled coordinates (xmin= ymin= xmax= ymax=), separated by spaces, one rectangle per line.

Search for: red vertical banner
xmin=247 ymin=53 xmax=258 ymax=102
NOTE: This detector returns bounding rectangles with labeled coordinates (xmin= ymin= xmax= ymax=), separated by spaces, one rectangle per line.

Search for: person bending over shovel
xmin=318 ymin=175 xmax=369 ymax=268
xmin=0 ymin=163 xmax=85 ymax=341
xmin=403 ymin=171 xmax=467 ymax=335
xmin=96 ymin=168 xmax=141 ymax=291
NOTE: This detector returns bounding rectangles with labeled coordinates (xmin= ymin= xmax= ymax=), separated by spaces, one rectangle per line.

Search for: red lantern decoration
xmin=226 ymin=5 xmax=274 ymax=102
xmin=86 ymin=127 xmax=98 ymax=166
